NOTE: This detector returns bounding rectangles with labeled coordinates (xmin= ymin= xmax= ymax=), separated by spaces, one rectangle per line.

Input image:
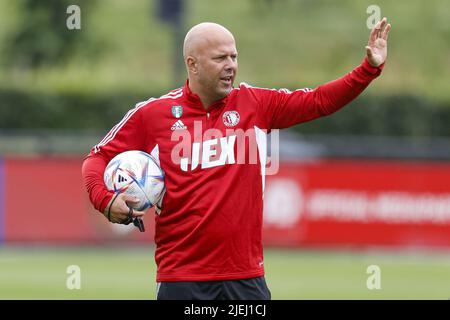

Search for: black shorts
xmin=156 ymin=276 xmax=271 ymax=300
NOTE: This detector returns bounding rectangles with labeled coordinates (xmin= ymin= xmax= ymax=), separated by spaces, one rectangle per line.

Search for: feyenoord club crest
xmin=171 ymin=105 xmax=183 ymax=118
xmin=223 ymin=111 xmax=240 ymax=127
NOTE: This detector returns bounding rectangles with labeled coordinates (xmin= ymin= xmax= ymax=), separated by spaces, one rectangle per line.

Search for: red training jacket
xmin=82 ymin=58 xmax=383 ymax=281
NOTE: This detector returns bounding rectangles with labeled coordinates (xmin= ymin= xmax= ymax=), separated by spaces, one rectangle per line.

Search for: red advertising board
xmin=3 ymin=157 xmax=155 ymax=244
xmin=2 ymin=157 xmax=450 ymax=248
xmin=263 ymin=160 xmax=450 ymax=248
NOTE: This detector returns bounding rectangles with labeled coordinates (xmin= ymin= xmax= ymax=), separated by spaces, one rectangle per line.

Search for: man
xmin=82 ymin=19 xmax=391 ymax=299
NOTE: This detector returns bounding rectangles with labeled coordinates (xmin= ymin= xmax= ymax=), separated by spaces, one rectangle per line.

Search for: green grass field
xmin=1 ymin=246 xmax=449 ymax=299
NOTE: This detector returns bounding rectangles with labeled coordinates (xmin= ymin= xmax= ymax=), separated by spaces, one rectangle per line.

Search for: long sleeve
xmin=81 ymin=106 xmax=147 ymax=213
xmin=251 ymin=58 xmax=384 ymax=129
xmin=82 ymin=154 xmax=113 ymax=213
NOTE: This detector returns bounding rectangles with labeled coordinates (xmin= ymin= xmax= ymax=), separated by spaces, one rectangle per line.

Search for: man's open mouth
xmin=220 ymin=76 xmax=232 ymax=84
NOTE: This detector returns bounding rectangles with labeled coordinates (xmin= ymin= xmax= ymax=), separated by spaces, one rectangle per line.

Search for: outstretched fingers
xmin=378 ymin=17 xmax=387 ymax=33
xmin=382 ymin=23 xmax=391 ymax=41
xmin=369 ymin=20 xmax=381 ymax=43
xmin=369 ymin=17 xmax=388 ymax=44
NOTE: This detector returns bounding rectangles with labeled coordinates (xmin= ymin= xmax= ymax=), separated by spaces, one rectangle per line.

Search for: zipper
xmin=205 ymin=112 xmax=210 ymax=130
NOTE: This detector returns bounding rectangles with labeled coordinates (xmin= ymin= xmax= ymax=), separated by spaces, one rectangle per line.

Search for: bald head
xmin=183 ymin=22 xmax=235 ymax=59
xmin=183 ymin=22 xmax=238 ymax=108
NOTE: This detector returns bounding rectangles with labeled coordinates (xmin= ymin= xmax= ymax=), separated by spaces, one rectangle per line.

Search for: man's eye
xmin=214 ymin=56 xmax=237 ymax=61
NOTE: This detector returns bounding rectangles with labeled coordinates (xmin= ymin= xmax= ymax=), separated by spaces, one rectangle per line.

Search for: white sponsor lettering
xmin=181 ymin=136 xmax=236 ymax=171
xmin=264 ymin=180 xmax=450 ymax=227
xmin=264 ymin=179 xmax=303 ymax=227
xmin=171 ymin=121 xmax=280 ymax=175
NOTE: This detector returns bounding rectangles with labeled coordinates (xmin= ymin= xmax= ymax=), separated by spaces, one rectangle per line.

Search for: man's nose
xmin=225 ymin=58 xmax=237 ymax=71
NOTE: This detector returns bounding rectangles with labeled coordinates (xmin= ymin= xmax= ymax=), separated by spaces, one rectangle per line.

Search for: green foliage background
xmin=0 ymin=0 xmax=449 ymax=135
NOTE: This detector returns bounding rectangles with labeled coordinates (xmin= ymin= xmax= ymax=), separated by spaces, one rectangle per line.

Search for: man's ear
xmin=186 ymin=56 xmax=198 ymax=74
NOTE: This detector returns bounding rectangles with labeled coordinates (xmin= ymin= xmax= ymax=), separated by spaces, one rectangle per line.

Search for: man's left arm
xmin=260 ymin=17 xmax=391 ymax=129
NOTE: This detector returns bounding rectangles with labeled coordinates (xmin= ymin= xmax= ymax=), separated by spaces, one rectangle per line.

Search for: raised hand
xmin=366 ymin=17 xmax=391 ymax=67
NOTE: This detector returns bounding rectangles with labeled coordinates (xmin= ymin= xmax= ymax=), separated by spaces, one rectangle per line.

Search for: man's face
xmin=196 ymin=40 xmax=238 ymax=102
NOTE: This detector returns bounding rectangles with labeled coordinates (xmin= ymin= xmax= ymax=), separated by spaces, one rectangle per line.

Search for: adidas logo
xmin=171 ymin=120 xmax=187 ymax=131
xmin=118 ymin=175 xmax=128 ymax=183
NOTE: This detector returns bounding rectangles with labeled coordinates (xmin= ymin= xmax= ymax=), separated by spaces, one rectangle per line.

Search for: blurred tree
xmin=5 ymin=0 xmax=93 ymax=69
xmin=155 ymin=0 xmax=186 ymax=87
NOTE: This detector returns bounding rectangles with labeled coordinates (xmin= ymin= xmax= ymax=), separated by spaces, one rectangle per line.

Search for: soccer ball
xmin=103 ymin=150 xmax=165 ymax=211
